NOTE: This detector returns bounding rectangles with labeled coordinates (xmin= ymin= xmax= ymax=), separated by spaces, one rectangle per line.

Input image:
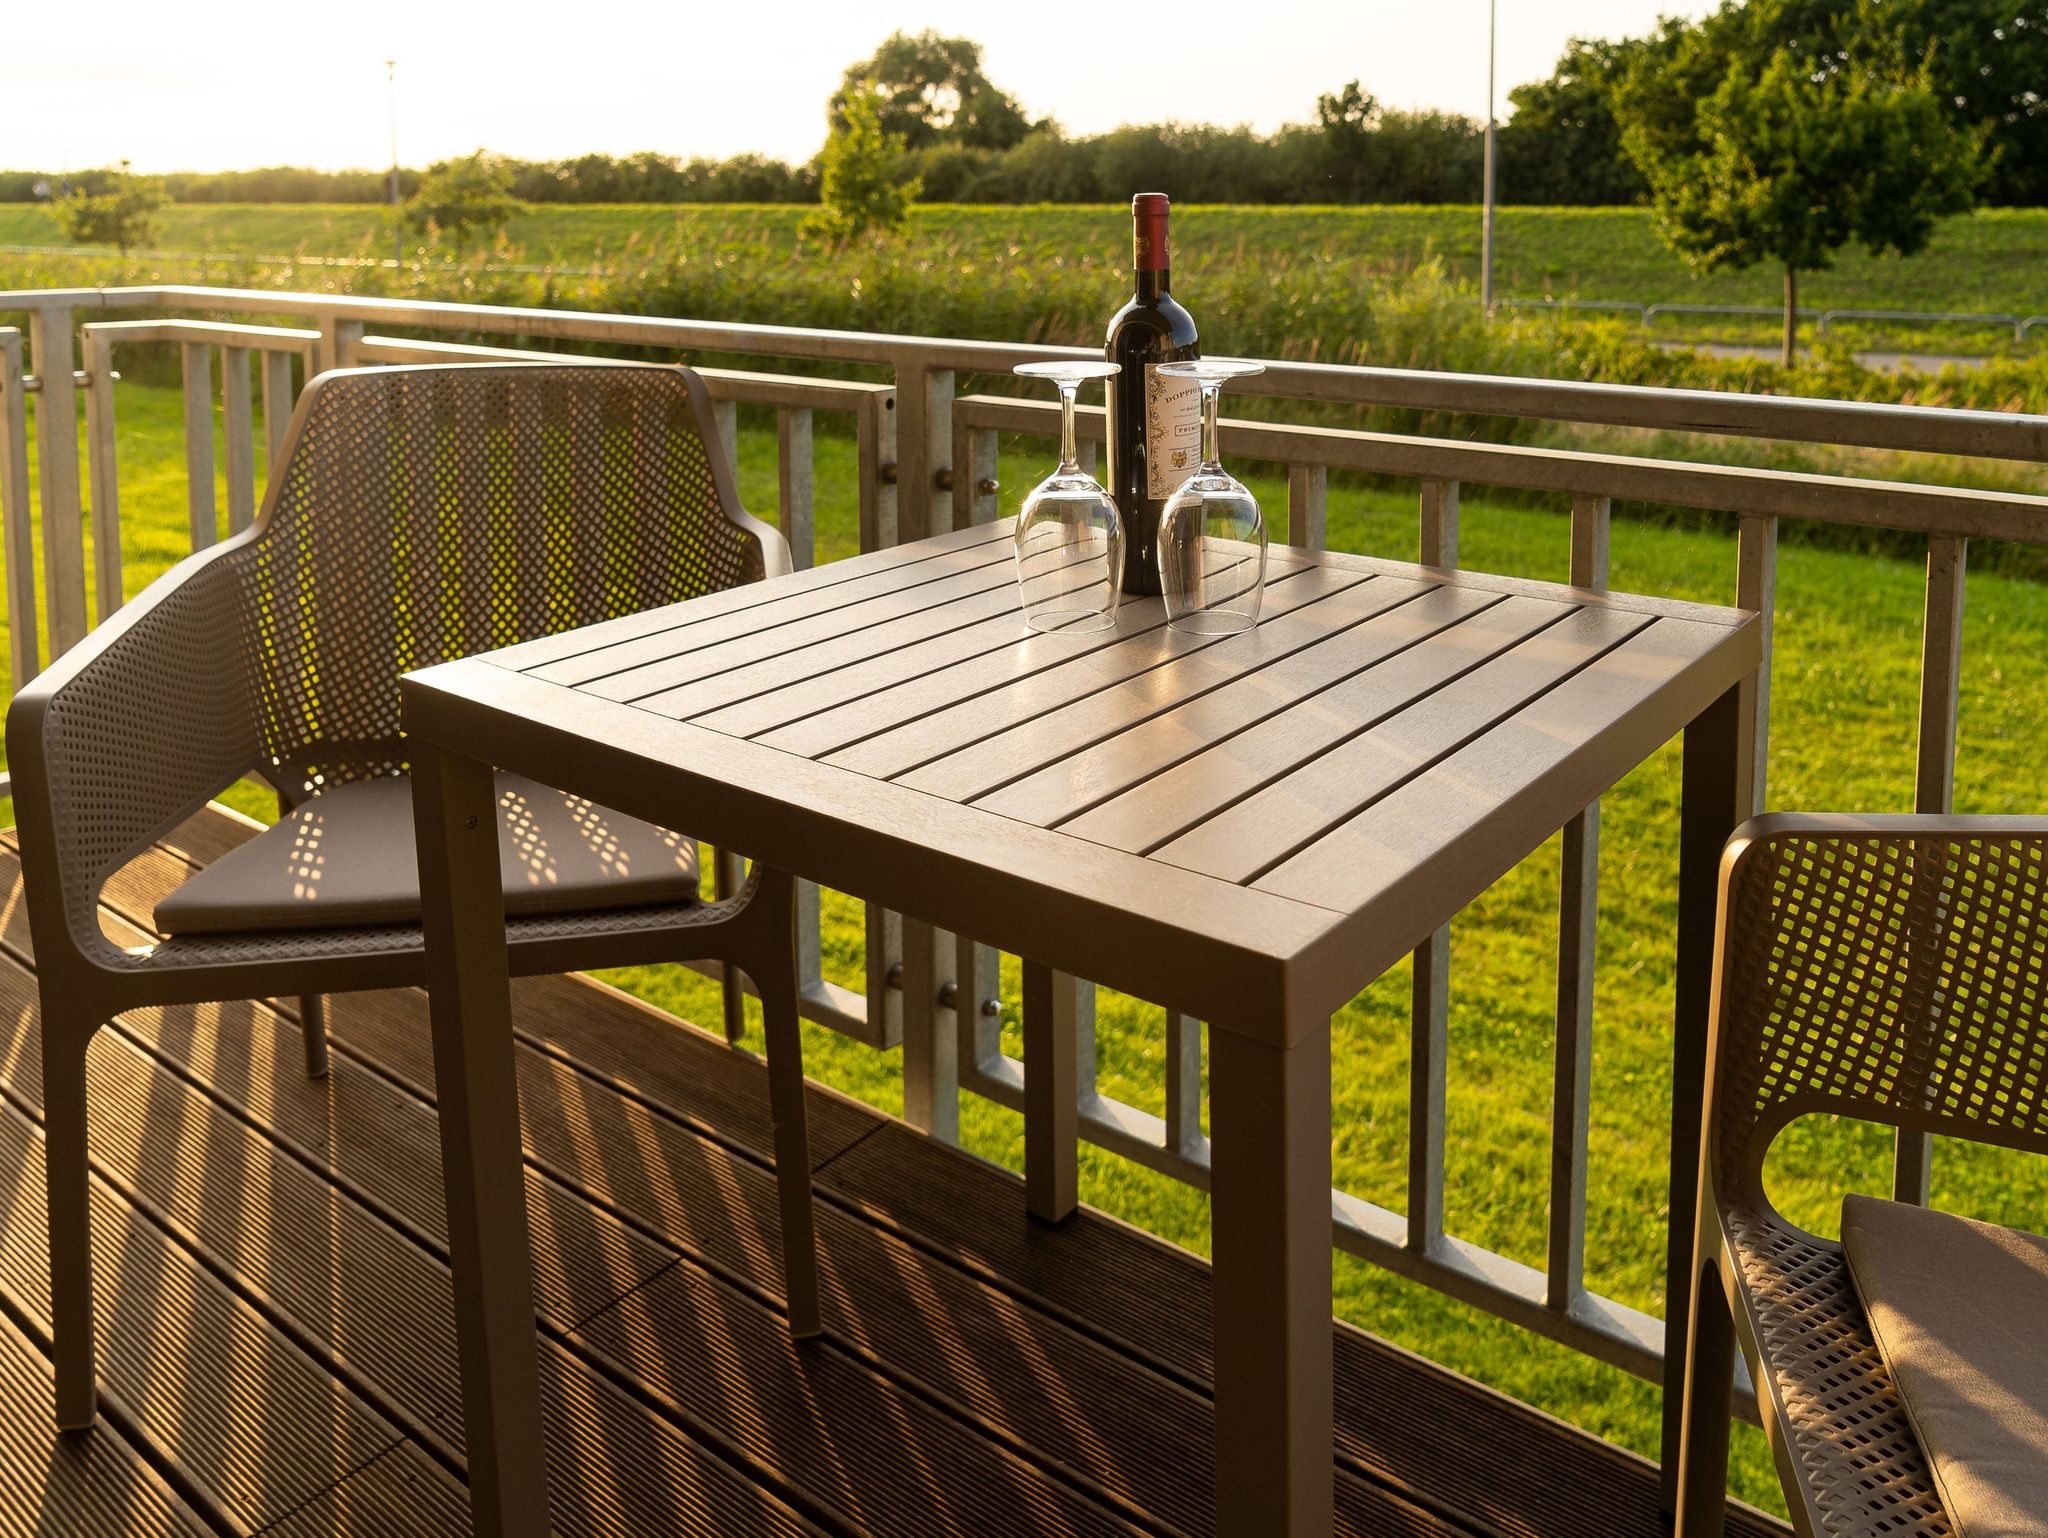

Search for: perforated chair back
xmin=245 ymin=363 xmax=785 ymax=795
xmin=1713 ymin=822 xmax=2048 ymax=1203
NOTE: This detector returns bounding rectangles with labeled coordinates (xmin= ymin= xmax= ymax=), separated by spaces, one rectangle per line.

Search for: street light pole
xmin=386 ymin=59 xmax=402 ymax=267
xmin=1481 ymin=0 xmax=1497 ymax=314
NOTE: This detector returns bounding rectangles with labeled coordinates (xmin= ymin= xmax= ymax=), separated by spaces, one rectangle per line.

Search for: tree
xmin=1311 ymin=81 xmax=1380 ymax=202
xmin=1496 ymin=38 xmax=1652 ymax=205
xmin=50 ymin=162 xmax=167 ymax=252
xmin=807 ymin=81 xmax=920 ymax=242
xmin=831 ymin=32 xmax=1033 ymax=151
xmin=1616 ymin=0 xmax=1982 ymax=364
xmin=405 ymin=151 xmax=529 ymax=253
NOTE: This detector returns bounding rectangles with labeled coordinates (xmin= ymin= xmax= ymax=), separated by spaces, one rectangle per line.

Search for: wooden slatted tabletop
xmin=401 ymin=521 xmax=1760 ymax=1538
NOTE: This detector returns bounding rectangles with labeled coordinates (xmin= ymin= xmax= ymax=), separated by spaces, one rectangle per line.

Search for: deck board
xmin=0 ymin=809 xmax=1786 ymax=1537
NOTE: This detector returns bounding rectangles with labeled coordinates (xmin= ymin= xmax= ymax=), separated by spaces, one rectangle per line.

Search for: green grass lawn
xmin=5 ymin=201 xmax=2046 ymax=357
xmin=15 ymin=377 xmax=2048 ymax=1513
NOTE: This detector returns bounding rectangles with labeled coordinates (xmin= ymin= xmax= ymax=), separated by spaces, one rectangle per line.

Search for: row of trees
xmin=12 ymin=6 xmax=2041 ymax=211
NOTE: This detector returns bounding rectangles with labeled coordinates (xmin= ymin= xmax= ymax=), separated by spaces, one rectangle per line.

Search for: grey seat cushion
xmin=156 ymin=774 xmax=699 ymax=935
xmin=1842 ymin=1193 xmax=2048 ymax=1538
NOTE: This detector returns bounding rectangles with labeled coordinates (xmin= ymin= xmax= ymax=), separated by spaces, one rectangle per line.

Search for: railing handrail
xmin=4 ymin=283 xmax=2046 ymax=463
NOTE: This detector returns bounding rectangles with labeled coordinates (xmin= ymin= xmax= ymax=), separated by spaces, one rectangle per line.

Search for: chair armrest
xmin=7 ymin=535 xmax=261 ymax=971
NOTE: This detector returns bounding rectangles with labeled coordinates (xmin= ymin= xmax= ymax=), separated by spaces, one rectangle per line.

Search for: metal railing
xmin=5 ymin=282 xmax=2048 ymax=1469
xmin=1498 ymin=295 xmax=2048 ymax=346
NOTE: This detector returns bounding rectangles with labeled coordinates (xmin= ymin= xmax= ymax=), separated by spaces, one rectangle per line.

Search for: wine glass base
xmin=1025 ymin=607 xmax=1119 ymax=635
xmin=1166 ymin=610 xmax=1257 ymax=635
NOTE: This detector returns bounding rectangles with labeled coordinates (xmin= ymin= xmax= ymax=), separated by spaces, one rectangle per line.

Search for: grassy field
xmin=13 ymin=377 xmax=2048 ymax=1515
xmin=5 ymin=201 xmax=2048 ymax=357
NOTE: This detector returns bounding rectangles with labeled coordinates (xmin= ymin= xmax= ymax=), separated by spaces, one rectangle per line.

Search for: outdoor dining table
xmin=400 ymin=518 xmax=1760 ymax=1538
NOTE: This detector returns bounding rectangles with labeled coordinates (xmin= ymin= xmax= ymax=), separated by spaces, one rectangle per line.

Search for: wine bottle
xmin=1105 ymin=192 xmax=1199 ymax=597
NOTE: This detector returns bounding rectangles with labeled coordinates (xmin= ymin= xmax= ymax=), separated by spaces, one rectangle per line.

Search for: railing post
xmin=1287 ymin=463 xmax=1328 ymax=550
xmin=775 ymin=406 xmax=815 ymax=568
xmin=1549 ymin=494 xmax=1611 ymax=1310
xmin=893 ymin=364 xmax=953 ymax=541
xmin=0 ymin=330 xmax=36 ymax=687
xmin=261 ymin=349 xmax=296 ymax=467
xmin=953 ymin=935 xmax=1002 ymax=1073
xmin=900 ymin=917 xmax=959 ymax=1142
xmin=857 ymin=389 xmax=897 ymax=554
xmin=949 ymin=416 xmax=1001 ymax=527
xmin=1163 ymin=1011 xmax=1205 ymax=1161
xmin=711 ymin=399 xmax=739 ymax=473
xmin=221 ymin=346 xmax=256 ymax=534
xmin=28 ymin=305 xmax=88 ymax=658
xmin=1407 ymin=477 xmax=1459 ymax=1254
xmin=1734 ymin=514 xmax=1777 ymax=817
xmin=1894 ymin=532 xmax=1968 ymax=1205
xmin=182 ymin=341 xmax=218 ymax=551
xmin=316 ymin=317 xmax=363 ymax=376
xmin=80 ymin=329 xmax=123 ymax=623
xmin=1419 ymin=479 xmax=1460 ymax=567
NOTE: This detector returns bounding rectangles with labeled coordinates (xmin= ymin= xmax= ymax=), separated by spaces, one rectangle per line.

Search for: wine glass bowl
xmin=1155 ymin=359 xmax=1267 ymax=634
xmin=1013 ymin=361 xmax=1123 ymax=634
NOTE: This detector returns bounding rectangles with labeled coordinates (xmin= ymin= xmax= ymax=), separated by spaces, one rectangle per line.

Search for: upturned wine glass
xmin=1012 ymin=360 xmax=1123 ymax=633
xmin=1155 ymin=359 xmax=1267 ymax=633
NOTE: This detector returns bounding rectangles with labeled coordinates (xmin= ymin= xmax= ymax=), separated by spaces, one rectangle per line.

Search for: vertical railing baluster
xmin=1895 ymin=532 xmax=1968 ymax=1205
xmin=182 ymin=342 xmax=217 ymax=551
xmin=954 ymin=935 xmax=1002 ymax=1074
xmin=711 ymin=398 xmax=739 ymax=476
xmin=1288 ymin=463 xmax=1328 ymax=550
xmin=261 ymin=349 xmax=295 ymax=469
xmin=1735 ymin=514 xmax=1777 ymax=817
xmin=949 ymin=420 xmax=1001 ymax=526
xmin=315 ymin=316 xmax=362 ymax=377
xmin=1549 ymin=494 xmax=1611 ymax=1310
xmin=0 ymin=330 xmax=37 ymax=687
xmin=1406 ymin=478 xmax=1460 ymax=1253
xmin=858 ymin=390 xmax=898 ymax=556
xmin=80 ymin=330 xmax=123 ymax=623
xmin=776 ymin=406 xmax=815 ymax=568
xmin=221 ymin=346 xmax=256 ymax=534
xmin=893 ymin=364 xmax=954 ymax=544
xmin=1408 ymin=932 xmax=1449 ymax=1253
xmin=28 ymin=305 xmax=88 ymax=658
xmin=900 ymin=917 xmax=960 ymax=1141
xmin=1164 ymin=1011 xmax=1205 ymax=1161
xmin=1419 ymin=479 xmax=1460 ymax=566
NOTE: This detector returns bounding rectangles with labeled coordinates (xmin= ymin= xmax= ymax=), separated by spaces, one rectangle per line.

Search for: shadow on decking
xmin=0 ymin=806 xmax=1783 ymax=1537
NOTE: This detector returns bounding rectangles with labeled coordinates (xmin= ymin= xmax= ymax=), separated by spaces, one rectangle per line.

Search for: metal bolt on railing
xmin=878 ymin=461 xmax=898 ymax=486
xmin=22 ymin=369 xmax=117 ymax=394
xmin=937 ymin=981 xmax=1002 ymax=1018
xmin=976 ymin=477 xmax=1000 ymax=496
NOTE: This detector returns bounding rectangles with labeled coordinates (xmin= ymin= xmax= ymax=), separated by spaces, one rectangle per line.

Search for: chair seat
xmin=155 ymin=774 xmax=700 ymax=936
xmin=1844 ymin=1195 xmax=2048 ymax=1538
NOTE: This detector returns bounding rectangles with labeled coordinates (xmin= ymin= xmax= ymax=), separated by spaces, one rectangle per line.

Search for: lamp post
xmin=1480 ymin=0 xmax=1497 ymax=314
xmin=386 ymin=59 xmax=402 ymax=266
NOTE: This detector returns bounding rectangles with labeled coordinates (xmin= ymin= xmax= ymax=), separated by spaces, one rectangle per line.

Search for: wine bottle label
xmin=1143 ymin=364 xmax=1201 ymax=500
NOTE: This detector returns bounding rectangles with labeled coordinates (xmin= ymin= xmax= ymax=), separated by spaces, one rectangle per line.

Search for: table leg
xmin=1660 ymin=682 xmax=1747 ymax=1512
xmin=414 ymin=745 xmax=551 ymax=1538
xmin=1022 ymin=959 xmax=1078 ymax=1223
xmin=1209 ymin=1024 xmax=1333 ymax=1538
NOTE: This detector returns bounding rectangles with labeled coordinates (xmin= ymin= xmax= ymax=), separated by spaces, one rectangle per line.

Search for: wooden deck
xmin=0 ymin=805 xmax=1782 ymax=1538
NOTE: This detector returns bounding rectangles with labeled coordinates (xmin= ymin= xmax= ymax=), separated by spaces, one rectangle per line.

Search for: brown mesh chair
xmin=1674 ymin=812 xmax=2048 ymax=1537
xmin=7 ymin=362 xmax=823 ymax=1432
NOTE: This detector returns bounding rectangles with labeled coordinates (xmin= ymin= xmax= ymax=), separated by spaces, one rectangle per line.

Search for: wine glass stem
xmin=1200 ymin=378 xmax=1223 ymax=472
xmin=1057 ymin=380 xmax=1081 ymax=474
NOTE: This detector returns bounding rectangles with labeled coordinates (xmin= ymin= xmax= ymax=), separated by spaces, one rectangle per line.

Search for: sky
xmin=6 ymin=0 xmax=1716 ymax=174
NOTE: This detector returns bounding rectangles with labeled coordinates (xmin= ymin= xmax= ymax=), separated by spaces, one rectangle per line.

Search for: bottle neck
xmin=1136 ymin=266 xmax=1170 ymax=302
